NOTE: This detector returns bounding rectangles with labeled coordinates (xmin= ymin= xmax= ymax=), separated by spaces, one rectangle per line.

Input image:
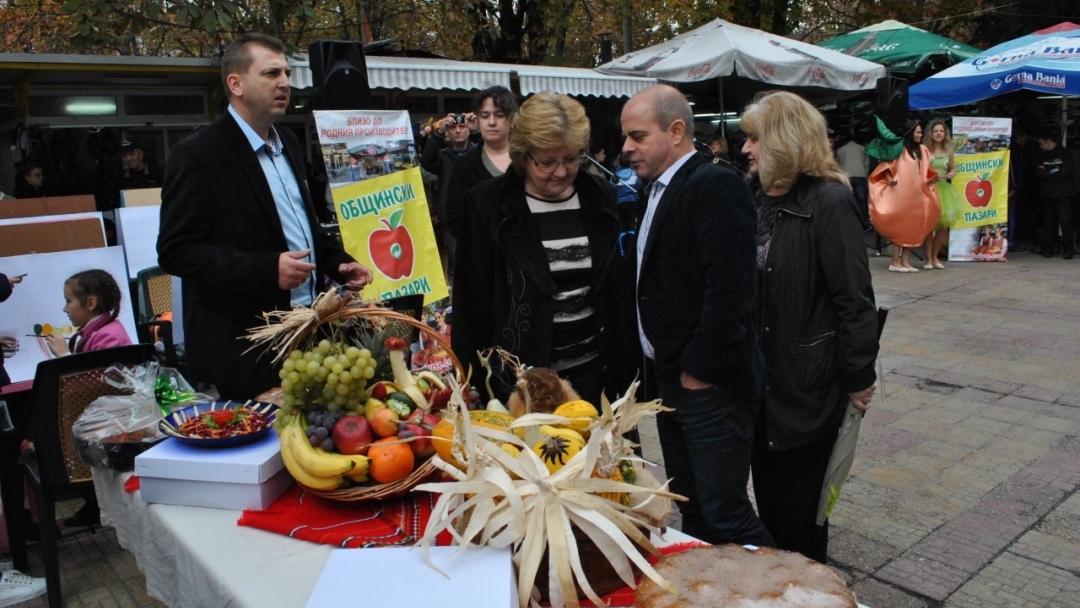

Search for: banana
xmin=416 ymin=370 xmax=447 ymax=390
xmin=279 ymin=417 xmax=343 ymax=491
xmin=287 ymin=416 xmax=356 ymax=478
xmin=344 ymin=454 xmax=371 ymax=483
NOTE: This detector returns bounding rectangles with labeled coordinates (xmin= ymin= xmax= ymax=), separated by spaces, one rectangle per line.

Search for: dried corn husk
xmin=244 ymin=289 xmax=415 ymax=364
xmin=416 ymin=378 xmax=685 ymax=608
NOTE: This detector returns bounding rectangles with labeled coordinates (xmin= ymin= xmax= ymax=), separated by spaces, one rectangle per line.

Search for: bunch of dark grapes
xmin=466 ymin=389 xmax=482 ymax=411
xmin=305 ymin=409 xmax=344 ymax=451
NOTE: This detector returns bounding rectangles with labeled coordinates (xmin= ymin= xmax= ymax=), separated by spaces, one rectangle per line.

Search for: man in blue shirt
xmin=158 ymin=33 xmax=372 ymax=399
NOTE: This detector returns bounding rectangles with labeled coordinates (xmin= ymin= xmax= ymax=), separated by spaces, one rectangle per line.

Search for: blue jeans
xmin=656 ymin=381 xmax=775 ymax=547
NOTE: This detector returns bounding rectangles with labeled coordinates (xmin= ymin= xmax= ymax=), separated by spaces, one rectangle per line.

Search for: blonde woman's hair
xmin=509 ymin=91 xmax=590 ymax=175
xmin=926 ymin=119 xmax=954 ymax=156
xmin=739 ymin=91 xmax=850 ymax=192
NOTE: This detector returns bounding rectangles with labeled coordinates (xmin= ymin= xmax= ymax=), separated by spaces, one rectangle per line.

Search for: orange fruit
xmin=368 ymin=437 xmax=415 ymax=483
xmin=370 ymin=408 xmax=400 ymax=438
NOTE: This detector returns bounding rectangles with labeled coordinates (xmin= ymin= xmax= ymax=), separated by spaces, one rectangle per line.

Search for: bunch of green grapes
xmin=275 ymin=339 xmax=377 ymax=421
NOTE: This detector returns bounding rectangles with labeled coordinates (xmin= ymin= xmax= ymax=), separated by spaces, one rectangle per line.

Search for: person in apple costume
xmin=740 ymin=91 xmax=878 ymax=563
xmin=444 ymin=86 xmax=518 ymax=239
xmin=868 ymin=119 xmax=941 ymax=272
xmin=453 ymin=91 xmax=625 ymax=407
xmin=158 ymin=33 xmax=373 ymax=399
xmin=923 ymin=119 xmax=963 ymax=269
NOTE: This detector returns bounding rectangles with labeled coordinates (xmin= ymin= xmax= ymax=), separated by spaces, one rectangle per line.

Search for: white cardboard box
xmin=306 ymin=546 xmax=517 ymax=608
xmin=135 ymin=434 xmax=292 ymax=511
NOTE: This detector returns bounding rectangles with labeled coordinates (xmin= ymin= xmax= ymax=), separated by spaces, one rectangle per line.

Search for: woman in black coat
xmin=740 ymin=91 xmax=879 ymax=563
xmin=453 ymin=92 xmax=625 ymax=406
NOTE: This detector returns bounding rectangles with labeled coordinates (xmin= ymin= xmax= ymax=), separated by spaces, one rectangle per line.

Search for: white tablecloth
xmin=94 ymin=469 xmax=333 ymax=608
xmin=96 ymin=470 xmax=677 ymax=608
xmin=97 ymin=469 xmax=855 ymax=608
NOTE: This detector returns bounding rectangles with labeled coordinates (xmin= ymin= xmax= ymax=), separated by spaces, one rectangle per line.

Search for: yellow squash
xmin=531 ymin=425 xmax=585 ymax=475
xmin=552 ymin=400 xmax=599 ymax=436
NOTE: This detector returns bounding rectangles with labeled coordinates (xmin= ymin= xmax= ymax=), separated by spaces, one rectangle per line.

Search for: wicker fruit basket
xmin=248 ymin=292 xmax=467 ymax=502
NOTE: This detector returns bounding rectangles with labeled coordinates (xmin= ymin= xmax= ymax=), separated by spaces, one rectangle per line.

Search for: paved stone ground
xmin=6 ymin=249 xmax=1079 ymax=607
xmin=642 ymin=250 xmax=1080 ymax=608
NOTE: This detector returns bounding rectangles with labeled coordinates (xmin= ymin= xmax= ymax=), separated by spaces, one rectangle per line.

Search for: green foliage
xmin=3 ymin=0 xmax=1047 ymax=65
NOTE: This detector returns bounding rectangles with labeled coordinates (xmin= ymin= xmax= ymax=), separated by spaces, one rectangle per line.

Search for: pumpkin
xmin=592 ymin=460 xmax=635 ymax=505
xmin=432 ymin=410 xmax=515 ymax=470
xmin=531 ymin=425 xmax=585 ymax=475
xmin=552 ymin=400 xmax=599 ymax=436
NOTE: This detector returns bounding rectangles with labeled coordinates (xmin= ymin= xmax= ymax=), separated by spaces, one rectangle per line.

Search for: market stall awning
xmin=817 ymin=20 xmax=981 ymax=74
xmin=514 ymin=65 xmax=655 ymax=97
xmin=289 ymin=56 xmax=654 ymax=97
xmin=597 ymin=18 xmax=885 ymax=103
xmin=290 ymin=56 xmax=512 ymax=92
xmin=909 ymin=23 xmax=1080 ymax=109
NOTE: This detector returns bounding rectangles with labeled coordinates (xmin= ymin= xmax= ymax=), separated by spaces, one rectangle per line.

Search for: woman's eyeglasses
xmin=527 ymin=152 xmax=585 ymax=174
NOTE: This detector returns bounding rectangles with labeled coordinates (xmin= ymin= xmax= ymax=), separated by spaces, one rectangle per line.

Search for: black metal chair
xmin=21 ymin=344 xmax=154 ymax=608
xmin=134 ymin=266 xmax=179 ymax=369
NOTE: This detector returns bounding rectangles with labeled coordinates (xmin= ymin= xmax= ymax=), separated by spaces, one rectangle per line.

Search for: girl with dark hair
xmin=45 ymin=269 xmax=131 ymax=357
xmin=869 ymin=119 xmax=941 ymax=272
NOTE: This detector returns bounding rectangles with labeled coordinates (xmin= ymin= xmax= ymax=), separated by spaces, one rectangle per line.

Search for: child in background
xmin=36 ymin=269 xmax=131 ymax=528
xmin=45 ymin=269 xmax=131 ymax=357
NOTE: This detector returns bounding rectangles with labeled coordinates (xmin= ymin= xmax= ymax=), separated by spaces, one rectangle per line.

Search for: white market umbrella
xmin=597 ymin=19 xmax=886 ymax=100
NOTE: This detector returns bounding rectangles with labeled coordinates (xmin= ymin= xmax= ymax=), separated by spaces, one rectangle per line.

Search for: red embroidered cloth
xmin=237 ymin=485 xmax=453 ymax=548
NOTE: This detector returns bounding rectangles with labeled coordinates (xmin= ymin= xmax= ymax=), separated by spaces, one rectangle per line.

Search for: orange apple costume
xmin=869 ymin=145 xmax=941 ymax=248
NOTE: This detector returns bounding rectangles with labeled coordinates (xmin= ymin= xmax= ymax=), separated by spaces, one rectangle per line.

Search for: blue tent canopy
xmin=909 ymin=25 xmax=1080 ymax=109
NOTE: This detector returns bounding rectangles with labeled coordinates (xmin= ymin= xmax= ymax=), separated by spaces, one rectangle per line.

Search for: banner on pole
xmin=314 ymin=110 xmax=448 ymax=304
xmin=948 ymin=117 xmax=1012 ymax=262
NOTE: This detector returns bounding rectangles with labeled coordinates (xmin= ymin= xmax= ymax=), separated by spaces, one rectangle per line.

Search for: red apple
xmin=402 ymin=423 xmax=435 ymax=458
xmin=428 ymin=388 xmax=453 ymax=410
xmin=332 ymin=414 xmax=375 ymax=455
xmin=368 ymin=208 xmax=415 ymax=280
xmin=965 ymin=176 xmax=993 ymax=208
xmin=369 ymin=381 xmax=399 ymax=402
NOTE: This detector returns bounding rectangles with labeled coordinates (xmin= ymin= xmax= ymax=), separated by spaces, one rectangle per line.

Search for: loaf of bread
xmin=634 ymin=544 xmax=856 ymax=608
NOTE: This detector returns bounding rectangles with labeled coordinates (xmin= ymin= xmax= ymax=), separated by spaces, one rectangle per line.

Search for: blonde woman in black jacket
xmin=741 ymin=91 xmax=879 ymax=564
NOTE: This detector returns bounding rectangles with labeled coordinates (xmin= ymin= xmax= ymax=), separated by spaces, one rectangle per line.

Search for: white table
xmin=97 ymin=469 xmax=861 ymax=608
xmin=95 ymin=469 xmax=696 ymax=608
xmin=95 ymin=469 xmax=332 ymax=608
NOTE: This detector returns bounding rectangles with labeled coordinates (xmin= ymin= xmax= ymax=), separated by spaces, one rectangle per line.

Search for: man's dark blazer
xmin=633 ymin=153 xmax=763 ymax=400
xmin=157 ymin=111 xmax=353 ymax=399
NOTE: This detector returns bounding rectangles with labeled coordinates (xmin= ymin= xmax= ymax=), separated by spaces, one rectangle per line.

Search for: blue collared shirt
xmin=229 ymin=105 xmax=316 ymax=306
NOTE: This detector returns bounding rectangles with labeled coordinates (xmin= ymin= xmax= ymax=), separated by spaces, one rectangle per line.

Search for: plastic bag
xmin=72 ymin=362 xmax=212 ymax=470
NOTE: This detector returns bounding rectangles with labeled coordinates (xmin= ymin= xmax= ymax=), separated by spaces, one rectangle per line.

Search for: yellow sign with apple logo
xmin=334 ymin=167 xmax=448 ymax=305
xmin=950 ymin=150 xmax=1010 ymax=229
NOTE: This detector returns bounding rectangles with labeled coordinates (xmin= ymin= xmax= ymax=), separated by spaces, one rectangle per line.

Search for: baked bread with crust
xmin=634 ymin=544 xmax=856 ymax=608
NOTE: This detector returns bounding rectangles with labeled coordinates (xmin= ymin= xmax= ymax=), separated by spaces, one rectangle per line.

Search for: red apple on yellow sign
xmin=965 ymin=173 xmax=993 ymax=208
xmin=368 ymin=208 xmax=414 ymax=280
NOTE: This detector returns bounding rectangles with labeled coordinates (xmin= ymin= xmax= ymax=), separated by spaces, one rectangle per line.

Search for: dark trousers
xmin=656 ymin=380 xmax=775 ymax=547
xmin=849 ymin=177 xmax=870 ymax=230
xmin=1041 ymin=196 xmax=1074 ymax=254
xmin=750 ymin=416 xmax=837 ymax=563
